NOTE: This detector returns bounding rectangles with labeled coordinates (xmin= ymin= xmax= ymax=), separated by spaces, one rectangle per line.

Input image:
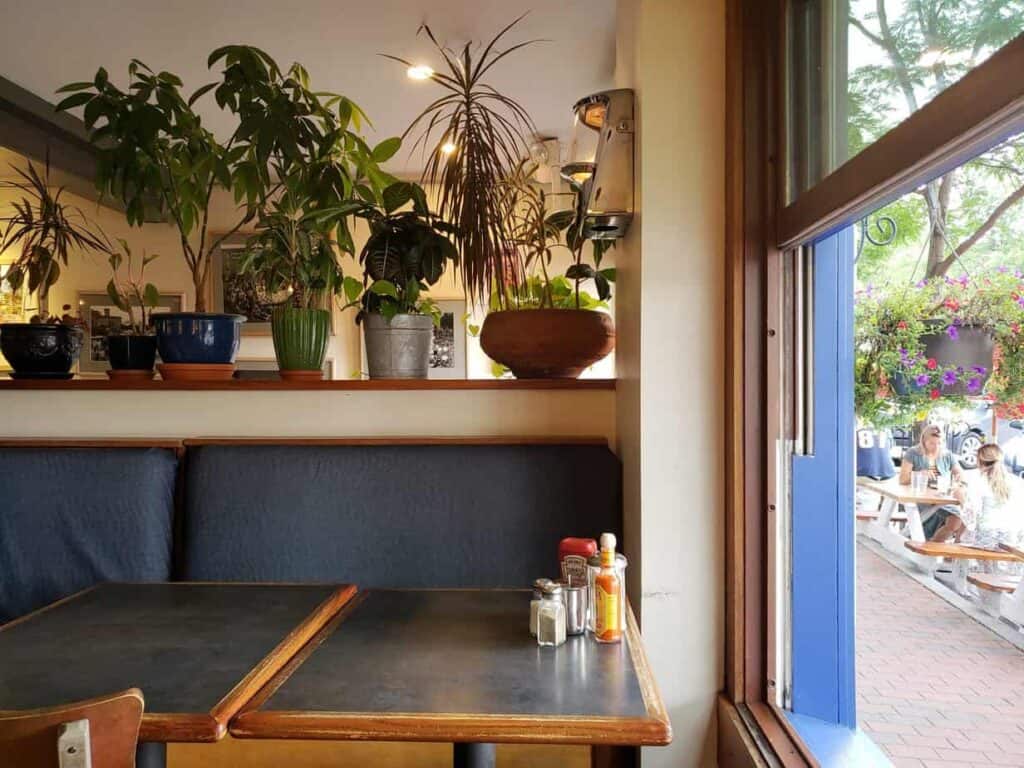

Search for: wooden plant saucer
xmin=157 ymin=363 xmax=236 ymax=382
xmin=278 ymin=369 xmax=325 ymax=382
xmin=107 ymin=369 xmax=155 ymax=381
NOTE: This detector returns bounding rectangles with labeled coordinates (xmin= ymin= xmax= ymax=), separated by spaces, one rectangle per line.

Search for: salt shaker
xmin=530 ymin=578 xmax=551 ymax=637
xmin=536 ymin=582 xmax=567 ymax=647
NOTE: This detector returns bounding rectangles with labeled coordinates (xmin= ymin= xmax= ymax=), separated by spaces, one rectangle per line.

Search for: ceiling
xmin=0 ymin=0 xmax=616 ymax=173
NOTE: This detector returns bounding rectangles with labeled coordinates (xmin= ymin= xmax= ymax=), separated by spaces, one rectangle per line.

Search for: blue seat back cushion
xmin=0 ymin=448 xmax=176 ymax=622
xmin=182 ymin=444 xmax=622 ymax=587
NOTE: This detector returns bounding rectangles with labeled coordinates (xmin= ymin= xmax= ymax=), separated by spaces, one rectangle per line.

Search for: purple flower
xmin=957 ymin=275 xmax=969 ymax=287
xmin=1016 ymin=295 xmax=1024 ymax=308
xmin=942 ymin=370 xmax=958 ymax=387
xmin=915 ymin=374 xmax=931 ymax=387
xmin=998 ymin=265 xmax=1009 ymax=274
xmin=916 ymin=279 xmax=928 ymax=288
xmin=899 ymin=347 xmax=910 ymax=362
xmin=967 ymin=376 xmax=983 ymax=393
xmin=947 ymin=325 xmax=959 ymax=340
xmin=972 ymin=365 xmax=987 ymax=375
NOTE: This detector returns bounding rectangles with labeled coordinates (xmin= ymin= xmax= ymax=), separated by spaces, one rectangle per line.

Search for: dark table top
xmin=232 ymin=590 xmax=671 ymax=746
xmin=0 ymin=583 xmax=354 ymax=742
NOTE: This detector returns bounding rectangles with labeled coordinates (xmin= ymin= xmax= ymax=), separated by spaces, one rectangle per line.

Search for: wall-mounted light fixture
xmin=561 ymin=88 xmax=634 ymax=240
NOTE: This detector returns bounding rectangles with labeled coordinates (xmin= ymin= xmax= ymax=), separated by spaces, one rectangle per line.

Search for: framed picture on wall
xmin=0 ymin=265 xmax=29 ymax=324
xmin=209 ymin=235 xmax=334 ymax=337
xmin=77 ymin=290 xmax=185 ymax=374
xmin=428 ymin=299 xmax=467 ymax=380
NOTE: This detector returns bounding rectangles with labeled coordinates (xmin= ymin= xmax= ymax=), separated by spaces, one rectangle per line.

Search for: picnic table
xmin=856 ymin=476 xmax=960 ymax=554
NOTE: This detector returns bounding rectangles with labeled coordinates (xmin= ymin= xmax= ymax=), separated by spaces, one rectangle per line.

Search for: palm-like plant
xmin=385 ymin=16 xmax=539 ymax=306
xmin=1 ymin=161 xmax=111 ymax=301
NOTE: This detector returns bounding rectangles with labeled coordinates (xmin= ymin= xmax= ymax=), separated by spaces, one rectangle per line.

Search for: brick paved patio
xmin=856 ymin=543 xmax=1024 ymax=767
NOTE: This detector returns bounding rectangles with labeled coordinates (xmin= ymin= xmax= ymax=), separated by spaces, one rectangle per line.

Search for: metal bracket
xmin=57 ymin=719 xmax=91 ymax=768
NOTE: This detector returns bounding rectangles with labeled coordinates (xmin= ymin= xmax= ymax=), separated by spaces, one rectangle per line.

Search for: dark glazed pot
xmin=480 ymin=309 xmax=616 ymax=378
xmin=153 ymin=313 xmax=245 ymax=364
xmin=921 ymin=325 xmax=994 ymax=396
xmin=0 ymin=324 xmax=83 ymax=377
xmin=106 ymin=334 xmax=158 ymax=371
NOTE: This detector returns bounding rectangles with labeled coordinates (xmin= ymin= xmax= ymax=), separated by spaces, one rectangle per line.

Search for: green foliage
xmin=497 ymin=162 xmax=615 ymax=310
xmin=0 ymin=161 xmax=111 ymax=300
xmin=105 ymin=239 xmax=161 ymax=332
xmin=849 ymin=0 xmax=1024 ymax=283
xmin=236 ymin=170 xmax=364 ymax=311
xmin=855 ymin=273 xmax=1024 ymax=427
xmin=343 ymin=182 xmax=459 ymax=324
xmin=385 ymin=16 xmax=538 ymax=306
xmin=57 ymin=46 xmax=397 ymax=311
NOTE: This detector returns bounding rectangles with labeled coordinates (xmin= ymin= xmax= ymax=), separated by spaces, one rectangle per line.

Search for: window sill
xmin=0 ymin=377 xmax=615 ymax=391
xmin=784 ymin=713 xmax=892 ymax=768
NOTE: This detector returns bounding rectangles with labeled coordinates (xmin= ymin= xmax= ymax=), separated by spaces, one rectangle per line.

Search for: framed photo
xmin=209 ymin=235 xmax=334 ymax=337
xmin=234 ymin=356 xmax=335 ymax=380
xmin=428 ymin=299 xmax=467 ymax=379
xmin=77 ymin=290 xmax=184 ymax=374
xmin=0 ymin=264 xmax=29 ymax=324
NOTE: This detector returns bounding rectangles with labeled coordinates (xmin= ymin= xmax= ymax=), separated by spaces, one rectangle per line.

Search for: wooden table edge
xmin=229 ymin=710 xmax=671 ymax=746
xmin=855 ymin=477 xmax=960 ymax=505
xmin=998 ymin=542 xmax=1024 ymax=561
xmin=228 ymin=592 xmax=672 ymax=747
xmin=1 ymin=582 xmax=357 ymax=744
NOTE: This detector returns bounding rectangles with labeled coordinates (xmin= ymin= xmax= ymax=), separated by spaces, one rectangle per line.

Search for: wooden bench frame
xmin=903 ymin=541 xmax=1021 ymax=595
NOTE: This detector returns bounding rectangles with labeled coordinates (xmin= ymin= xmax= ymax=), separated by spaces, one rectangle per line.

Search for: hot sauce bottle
xmin=593 ymin=532 xmax=623 ymax=644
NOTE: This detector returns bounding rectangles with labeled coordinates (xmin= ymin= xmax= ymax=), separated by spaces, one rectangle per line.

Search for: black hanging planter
xmin=921 ymin=324 xmax=994 ymax=396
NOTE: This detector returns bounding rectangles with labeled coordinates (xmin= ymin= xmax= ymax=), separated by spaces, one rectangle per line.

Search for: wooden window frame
xmin=723 ymin=4 xmax=1024 ymax=766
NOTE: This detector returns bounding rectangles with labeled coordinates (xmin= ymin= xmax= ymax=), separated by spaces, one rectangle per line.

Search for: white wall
xmin=615 ymin=1 xmax=725 ymax=765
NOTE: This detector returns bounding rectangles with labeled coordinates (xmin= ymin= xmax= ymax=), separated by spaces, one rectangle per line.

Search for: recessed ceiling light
xmin=407 ymin=65 xmax=434 ymax=81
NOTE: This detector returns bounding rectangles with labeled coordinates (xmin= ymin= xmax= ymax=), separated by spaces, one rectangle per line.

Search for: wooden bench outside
xmin=856 ymin=511 xmax=908 ymax=523
xmin=967 ymin=572 xmax=1022 ymax=620
xmin=903 ymin=541 xmax=1021 ymax=595
xmin=967 ymin=573 xmax=1019 ymax=593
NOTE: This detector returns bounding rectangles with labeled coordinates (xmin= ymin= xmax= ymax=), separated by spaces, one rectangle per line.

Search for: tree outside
xmin=848 ymin=0 xmax=1024 ymax=286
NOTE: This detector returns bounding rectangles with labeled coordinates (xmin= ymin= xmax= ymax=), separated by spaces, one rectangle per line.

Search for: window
xmin=724 ymin=0 xmax=1024 ymax=764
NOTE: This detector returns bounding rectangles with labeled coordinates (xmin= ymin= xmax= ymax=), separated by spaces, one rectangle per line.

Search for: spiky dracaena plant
xmin=384 ymin=16 xmax=539 ymax=307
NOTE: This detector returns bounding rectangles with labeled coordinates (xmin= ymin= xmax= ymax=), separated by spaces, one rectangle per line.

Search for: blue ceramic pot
xmin=153 ymin=313 xmax=245 ymax=364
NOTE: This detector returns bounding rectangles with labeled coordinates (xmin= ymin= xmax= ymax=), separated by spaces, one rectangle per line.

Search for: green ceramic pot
xmin=271 ymin=306 xmax=331 ymax=372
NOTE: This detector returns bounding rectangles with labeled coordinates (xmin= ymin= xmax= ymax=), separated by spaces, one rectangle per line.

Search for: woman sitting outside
xmin=899 ymin=424 xmax=967 ymax=541
xmin=964 ymin=443 xmax=1024 ymax=574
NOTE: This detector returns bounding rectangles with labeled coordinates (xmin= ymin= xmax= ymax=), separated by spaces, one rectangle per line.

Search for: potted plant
xmin=0 ymin=162 xmax=109 ymax=379
xmin=853 ymin=273 xmax=1024 ymax=428
xmin=103 ymin=240 xmax=161 ymax=379
xmin=345 ymin=182 xmax=459 ymax=379
xmin=479 ymin=165 xmax=616 ymax=378
xmin=387 ymin=17 xmax=537 ymax=306
xmin=237 ymin=171 xmax=364 ymax=380
xmin=57 ymin=46 xmax=397 ymax=378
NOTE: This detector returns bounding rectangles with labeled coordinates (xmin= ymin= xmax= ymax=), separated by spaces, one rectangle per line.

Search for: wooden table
xmin=0 ymin=583 xmax=354 ymax=768
xmin=856 ymin=476 xmax=960 ymax=555
xmin=231 ymin=589 xmax=671 ymax=768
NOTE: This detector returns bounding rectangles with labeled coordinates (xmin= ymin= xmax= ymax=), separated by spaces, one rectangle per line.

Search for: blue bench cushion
xmin=181 ymin=443 xmax=621 ymax=587
xmin=0 ymin=447 xmax=177 ymax=622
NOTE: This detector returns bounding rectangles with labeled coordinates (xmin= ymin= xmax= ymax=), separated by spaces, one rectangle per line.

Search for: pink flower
xmin=926 ymin=358 xmax=938 ymax=370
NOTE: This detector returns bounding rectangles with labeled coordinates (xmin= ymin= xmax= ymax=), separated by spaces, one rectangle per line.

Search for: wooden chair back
xmin=0 ymin=689 xmax=143 ymax=768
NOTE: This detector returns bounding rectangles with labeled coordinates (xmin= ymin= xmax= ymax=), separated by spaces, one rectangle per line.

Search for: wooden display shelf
xmin=0 ymin=376 xmax=615 ymax=391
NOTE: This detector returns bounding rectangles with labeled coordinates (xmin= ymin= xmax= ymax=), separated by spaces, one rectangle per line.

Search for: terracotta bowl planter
xmin=480 ymin=309 xmax=615 ymax=379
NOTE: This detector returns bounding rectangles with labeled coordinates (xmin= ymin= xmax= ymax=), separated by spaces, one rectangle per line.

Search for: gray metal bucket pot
xmin=363 ymin=313 xmax=434 ymax=379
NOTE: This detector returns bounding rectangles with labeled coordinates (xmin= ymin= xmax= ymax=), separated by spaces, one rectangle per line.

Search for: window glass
xmin=788 ymin=0 xmax=1024 ymax=200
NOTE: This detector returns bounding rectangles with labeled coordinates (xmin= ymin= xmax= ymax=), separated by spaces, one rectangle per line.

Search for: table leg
xmin=453 ymin=742 xmax=496 ymax=768
xmin=135 ymin=742 xmax=166 ymax=768
xmin=591 ymin=746 xmax=639 ymax=767
xmin=905 ymin=504 xmax=926 ymax=541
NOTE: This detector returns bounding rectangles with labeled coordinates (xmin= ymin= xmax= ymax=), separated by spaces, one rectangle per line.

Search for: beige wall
xmin=615 ymin=1 xmax=726 ymax=766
